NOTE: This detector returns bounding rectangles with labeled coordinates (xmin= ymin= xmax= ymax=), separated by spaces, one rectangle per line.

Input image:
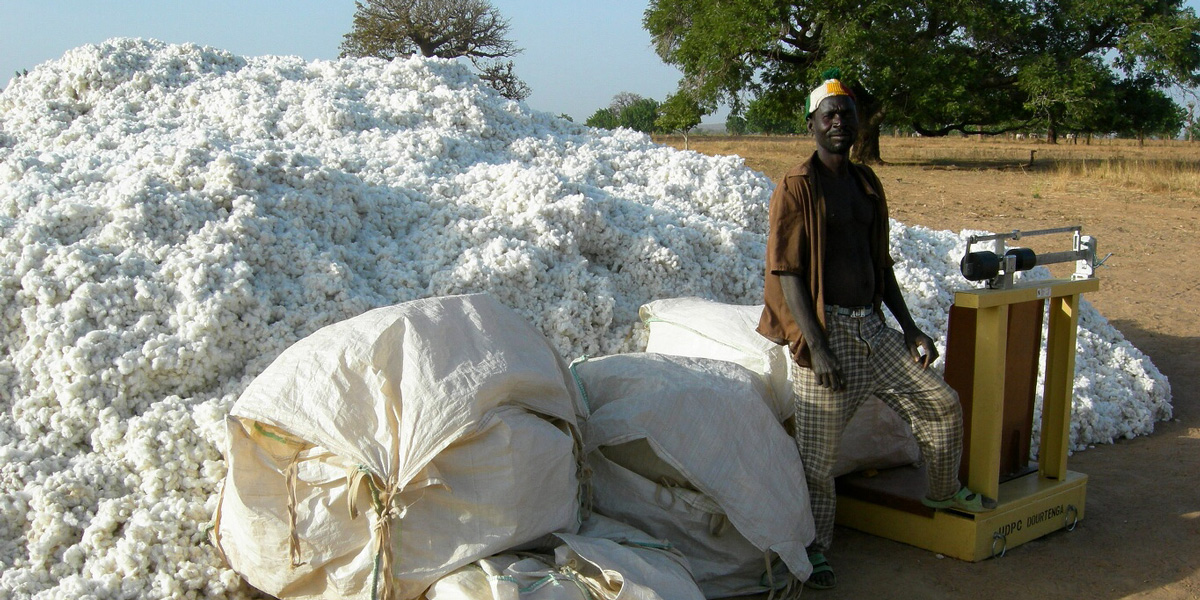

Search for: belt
xmin=825 ymin=304 xmax=873 ymax=317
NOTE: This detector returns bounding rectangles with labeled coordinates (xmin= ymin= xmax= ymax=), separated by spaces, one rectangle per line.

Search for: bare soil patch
xmin=665 ymin=135 xmax=1200 ymax=600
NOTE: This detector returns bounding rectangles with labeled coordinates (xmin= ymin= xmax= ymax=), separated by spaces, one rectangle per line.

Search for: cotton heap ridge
xmin=0 ymin=39 xmax=1171 ymax=598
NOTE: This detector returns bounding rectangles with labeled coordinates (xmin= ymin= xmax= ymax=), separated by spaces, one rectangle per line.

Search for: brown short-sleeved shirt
xmin=756 ymin=152 xmax=894 ymax=366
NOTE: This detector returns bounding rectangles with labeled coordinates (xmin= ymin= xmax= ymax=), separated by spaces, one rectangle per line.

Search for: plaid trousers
xmin=791 ymin=308 xmax=963 ymax=553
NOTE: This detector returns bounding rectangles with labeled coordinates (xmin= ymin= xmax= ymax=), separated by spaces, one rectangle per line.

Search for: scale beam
xmin=960 ymin=226 xmax=1101 ymax=289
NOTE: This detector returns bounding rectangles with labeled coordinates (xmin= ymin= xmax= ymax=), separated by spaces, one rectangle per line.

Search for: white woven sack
xmin=640 ymin=298 xmax=791 ymax=419
xmin=213 ymin=294 xmax=583 ymax=600
xmin=557 ymin=514 xmax=704 ymax=600
xmin=587 ymin=454 xmax=800 ymax=599
xmin=640 ymin=297 xmax=920 ymax=476
xmin=573 ymin=353 xmax=813 ymax=597
xmin=424 ymin=515 xmax=704 ymax=600
xmin=426 ymin=555 xmax=589 ymax=600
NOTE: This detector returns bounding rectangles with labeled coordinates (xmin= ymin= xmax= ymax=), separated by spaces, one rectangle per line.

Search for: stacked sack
xmin=214 ymin=294 xmax=817 ymax=599
xmin=213 ymin=295 xmax=585 ymax=599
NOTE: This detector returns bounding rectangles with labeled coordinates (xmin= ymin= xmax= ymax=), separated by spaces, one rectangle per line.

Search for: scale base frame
xmin=834 ymin=470 xmax=1087 ymax=562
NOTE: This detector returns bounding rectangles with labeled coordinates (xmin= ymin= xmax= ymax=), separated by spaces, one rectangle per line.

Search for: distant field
xmin=656 ymin=134 xmax=1200 ymax=198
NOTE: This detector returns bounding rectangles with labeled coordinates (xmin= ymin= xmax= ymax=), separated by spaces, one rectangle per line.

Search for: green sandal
xmin=804 ymin=551 xmax=836 ymax=590
xmin=922 ymin=486 xmax=997 ymax=513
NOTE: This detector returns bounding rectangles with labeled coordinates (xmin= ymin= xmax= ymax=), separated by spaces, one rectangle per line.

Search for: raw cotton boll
xmin=0 ymin=38 xmax=1170 ymax=598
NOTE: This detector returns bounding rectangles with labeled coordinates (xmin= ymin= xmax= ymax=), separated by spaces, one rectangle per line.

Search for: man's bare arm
xmin=780 ymin=273 xmax=845 ymax=390
xmin=882 ymin=266 xmax=939 ymax=368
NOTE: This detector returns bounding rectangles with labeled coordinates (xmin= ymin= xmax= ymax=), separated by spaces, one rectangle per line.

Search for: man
xmin=756 ymin=74 xmax=994 ymax=590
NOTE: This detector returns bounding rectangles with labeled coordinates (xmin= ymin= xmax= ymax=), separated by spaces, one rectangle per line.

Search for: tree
xmin=585 ymin=107 xmax=621 ymax=129
xmin=475 ymin=60 xmax=530 ymax=101
xmin=1111 ymin=77 xmax=1186 ymax=144
xmin=1187 ymin=101 xmax=1198 ymax=141
xmin=619 ymin=97 xmax=662 ymax=133
xmin=1018 ymin=55 xmax=1116 ymax=144
xmin=585 ymin=93 xmax=663 ymax=134
xmin=608 ymin=91 xmax=646 ymax=114
xmin=657 ymin=97 xmax=703 ymax=137
xmin=656 ymin=92 xmax=704 ymax=148
xmin=744 ymin=95 xmax=801 ymax=135
xmin=341 ymin=0 xmax=530 ymax=100
xmin=645 ymin=0 xmax=1200 ymax=162
xmin=726 ymin=114 xmax=748 ymax=136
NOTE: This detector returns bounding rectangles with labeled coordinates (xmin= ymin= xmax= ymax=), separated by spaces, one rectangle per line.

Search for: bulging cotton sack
xmin=212 ymin=294 xmax=583 ymax=600
xmin=640 ymin=297 xmax=920 ymax=476
xmin=572 ymin=353 xmax=814 ymax=597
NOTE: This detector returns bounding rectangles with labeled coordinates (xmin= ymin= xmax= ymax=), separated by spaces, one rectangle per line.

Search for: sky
xmin=0 ymin=0 xmax=695 ymax=124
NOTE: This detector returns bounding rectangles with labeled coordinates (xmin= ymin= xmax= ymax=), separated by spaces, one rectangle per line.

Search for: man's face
xmin=808 ymin=95 xmax=858 ymax=155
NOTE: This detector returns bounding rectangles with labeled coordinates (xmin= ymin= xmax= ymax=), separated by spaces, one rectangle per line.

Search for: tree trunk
xmin=853 ymin=104 xmax=886 ymax=164
xmin=855 ymin=126 xmax=882 ymax=164
xmin=1046 ymin=113 xmax=1058 ymax=144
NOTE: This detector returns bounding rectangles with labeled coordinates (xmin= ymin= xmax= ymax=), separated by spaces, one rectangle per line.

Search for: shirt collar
xmin=800 ymin=151 xmax=881 ymax=199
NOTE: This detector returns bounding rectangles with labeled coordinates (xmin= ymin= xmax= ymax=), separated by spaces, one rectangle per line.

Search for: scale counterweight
xmin=959 ymin=225 xmax=1108 ymax=290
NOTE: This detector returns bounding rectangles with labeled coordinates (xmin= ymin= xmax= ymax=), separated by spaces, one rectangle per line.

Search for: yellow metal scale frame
xmin=834 ymin=277 xmax=1097 ymax=561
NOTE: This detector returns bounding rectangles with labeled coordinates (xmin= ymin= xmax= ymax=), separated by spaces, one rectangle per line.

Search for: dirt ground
xmin=672 ymin=136 xmax=1200 ymax=600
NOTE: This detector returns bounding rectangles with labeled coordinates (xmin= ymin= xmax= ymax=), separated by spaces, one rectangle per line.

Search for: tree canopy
xmin=645 ymin=0 xmax=1200 ymax=161
xmin=622 ymin=97 xmax=663 ymax=133
xmin=744 ymin=95 xmax=801 ymax=134
xmin=656 ymin=92 xmax=704 ymax=148
xmin=1110 ymin=77 xmax=1187 ymax=143
xmin=585 ymin=107 xmax=621 ymax=130
xmin=341 ymin=0 xmax=530 ymax=100
xmin=585 ymin=93 xmax=663 ymax=134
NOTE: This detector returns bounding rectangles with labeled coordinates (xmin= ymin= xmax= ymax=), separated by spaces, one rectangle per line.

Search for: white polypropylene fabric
xmin=213 ymin=294 xmax=583 ymax=600
xmin=556 ymin=515 xmax=705 ymax=600
xmin=426 ymin=555 xmax=590 ymax=600
xmin=641 ymin=298 xmax=790 ymax=419
xmin=424 ymin=515 xmax=705 ymax=600
xmin=640 ymin=297 xmax=921 ymax=476
xmin=573 ymin=353 xmax=814 ymax=597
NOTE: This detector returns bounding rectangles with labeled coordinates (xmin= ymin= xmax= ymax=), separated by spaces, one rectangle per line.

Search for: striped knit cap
xmin=805 ymin=70 xmax=855 ymax=116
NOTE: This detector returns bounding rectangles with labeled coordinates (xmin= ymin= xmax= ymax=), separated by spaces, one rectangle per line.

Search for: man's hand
xmin=905 ymin=329 xmax=939 ymax=369
xmin=809 ymin=344 xmax=845 ymax=390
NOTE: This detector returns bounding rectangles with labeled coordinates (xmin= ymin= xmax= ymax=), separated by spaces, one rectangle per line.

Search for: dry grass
xmin=657 ymin=134 xmax=1200 ymax=199
xmin=1040 ymin=157 xmax=1200 ymax=197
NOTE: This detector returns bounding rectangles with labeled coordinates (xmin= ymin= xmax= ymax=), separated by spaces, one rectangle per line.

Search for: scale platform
xmin=836 ymin=463 xmax=1086 ymax=561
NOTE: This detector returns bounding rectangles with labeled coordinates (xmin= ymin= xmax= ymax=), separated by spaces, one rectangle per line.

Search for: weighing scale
xmin=834 ymin=226 xmax=1104 ymax=560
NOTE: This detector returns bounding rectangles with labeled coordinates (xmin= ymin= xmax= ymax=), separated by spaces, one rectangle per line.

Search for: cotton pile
xmin=0 ymin=38 xmax=1170 ymax=598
